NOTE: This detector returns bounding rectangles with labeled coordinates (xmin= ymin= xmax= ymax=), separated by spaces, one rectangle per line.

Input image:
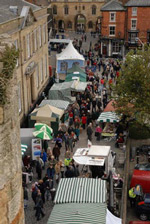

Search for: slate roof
xmin=101 ymin=0 xmax=125 ymax=11
xmin=0 ymin=0 xmax=40 ymax=24
xmin=126 ymin=0 xmax=150 ymax=7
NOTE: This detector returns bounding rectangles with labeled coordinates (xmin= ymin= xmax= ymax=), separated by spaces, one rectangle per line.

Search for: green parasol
xmin=34 ymin=123 xmax=53 ymax=134
xmin=33 ymin=129 xmax=53 ymax=140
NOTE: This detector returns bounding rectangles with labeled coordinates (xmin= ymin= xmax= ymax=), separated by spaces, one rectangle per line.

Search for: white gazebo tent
xmin=56 ymin=41 xmax=85 ymax=80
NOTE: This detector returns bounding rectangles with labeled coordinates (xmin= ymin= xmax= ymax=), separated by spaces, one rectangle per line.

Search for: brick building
xmin=125 ymin=0 xmax=150 ymax=50
xmin=50 ymin=0 xmax=105 ymax=33
xmin=100 ymin=0 xmax=126 ymax=57
xmin=0 ymin=0 xmax=49 ymax=125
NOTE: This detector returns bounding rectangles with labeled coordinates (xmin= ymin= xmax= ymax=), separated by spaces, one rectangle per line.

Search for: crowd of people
xmin=22 ymin=34 xmax=125 ymax=222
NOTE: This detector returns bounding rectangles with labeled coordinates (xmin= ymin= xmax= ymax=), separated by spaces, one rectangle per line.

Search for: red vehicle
xmin=130 ymin=164 xmax=150 ymax=193
xmin=129 ymin=222 xmax=150 ymax=224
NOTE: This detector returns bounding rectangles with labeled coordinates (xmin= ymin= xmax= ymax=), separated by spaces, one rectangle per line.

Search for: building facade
xmin=50 ymin=0 xmax=105 ymax=33
xmin=125 ymin=0 xmax=150 ymax=50
xmin=100 ymin=0 xmax=126 ymax=57
xmin=0 ymin=0 xmax=49 ymax=125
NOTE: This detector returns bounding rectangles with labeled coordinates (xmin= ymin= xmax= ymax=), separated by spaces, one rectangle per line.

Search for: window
xmin=36 ymin=65 xmax=39 ymax=88
xmin=132 ymin=7 xmax=137 ymax=16
xmin=39 ymin=26 xmax=42 ymax=47
xmin=147 ymin=31 xmax=150 ymax=43
xmin=18 ymin=82 xmax=22 ymax=113
xmin=75 ymin=6 xmax=77 ymax=10
xmin=88 ymin=21 xmax=93 ymax=29
xmin=34 ymin=30 xmax=37 ymax=51
xmin=45 ymin=55 xmax=47 ymax=77
xmin=67 ymin=21 xmax=72 ymax=29
xmin=40 ymin=58 xmax=43 ymax=82
xmin=43 ymin=24 xmax=46 ymax=44
xmin=14 ymin=40 xmax=19 ymax=67
xmin=23 ymin=36 xmax=26 ymax=61
xmin=92 ymin=5 xmax=96 ymax=15
xmin=82 ymin=6 xmax=85 ymax=10
xmin=129 ymin=32 xmax=138 ymax=43
xmin=64 ymin=5 xmax=69 ymax=15
xmin=110 ymin=12 xmax=116 ymax=22
xmin=26 ymin=34 xmax=30 ymax=58
xmin=131 ymin=19 xmax=137 ymax=30
xmin=109 ymin=26 xmax=115 ymax=36
xmin=112 ymin=42 xmax=121 ymax=53
xmin=53 ymin=5 xmax=57 ymax=15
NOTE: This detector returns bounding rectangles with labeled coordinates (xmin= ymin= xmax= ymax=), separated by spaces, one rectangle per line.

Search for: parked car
xmin=136 ymin=194 xmax=150 ymax=221
xmin=129 ymin=221 xmax=150 ymax=224
xmin=130 ymin=164 xmax=150 ymax=193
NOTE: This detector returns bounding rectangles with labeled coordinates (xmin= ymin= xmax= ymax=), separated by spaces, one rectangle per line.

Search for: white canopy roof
xmin=57 ymin=41 xmax=85 ymax=61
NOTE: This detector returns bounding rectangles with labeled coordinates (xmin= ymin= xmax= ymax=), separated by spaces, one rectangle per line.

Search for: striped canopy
xmin=54 ymin=178 xmax=106 ymax=204
xmin=21 ymin=144 xmax=28 ymax=155
xmin=97 ymin=112 xmax=120 ymax=123
xmin=48 ymin=203 xmax=106 ymax=224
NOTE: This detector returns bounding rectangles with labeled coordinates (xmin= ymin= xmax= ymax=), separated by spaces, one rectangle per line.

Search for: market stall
xmin=97 ymin=112 xmax=120 ymax=138
xmin=73 ymin=145 xmax=114 ymax=178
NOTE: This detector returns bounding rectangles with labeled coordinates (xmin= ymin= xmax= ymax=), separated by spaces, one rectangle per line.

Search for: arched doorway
xmin=75 ymin=14 xmax=86 ymax=33
xmin=58 ymin=20 xmax=65 ymax=32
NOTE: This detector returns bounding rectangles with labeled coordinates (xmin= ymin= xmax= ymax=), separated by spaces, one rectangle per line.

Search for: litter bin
xmin=50 ymin=188 xmax=56 ymax=201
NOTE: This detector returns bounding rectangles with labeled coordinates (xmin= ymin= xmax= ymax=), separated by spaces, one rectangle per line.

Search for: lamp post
xmin=135 ymin=37 xmax=144 ymax=52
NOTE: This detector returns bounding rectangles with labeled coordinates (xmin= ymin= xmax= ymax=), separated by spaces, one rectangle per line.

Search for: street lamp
xmin=135 ymin=37 xmax=144 ymax=52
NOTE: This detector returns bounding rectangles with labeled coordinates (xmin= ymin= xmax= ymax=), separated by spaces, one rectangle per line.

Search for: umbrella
xmin=34 ymin=123 xmax=53 ymax=134
xmin=33 ymin=129 xmax=53 ymax=140
xmin=21 ymin=144 xmax=28 ymax=155
xmin=104 ymin=100 xmax=116 ymax=112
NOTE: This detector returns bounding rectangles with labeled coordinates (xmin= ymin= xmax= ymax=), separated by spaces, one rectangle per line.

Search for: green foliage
xmin=112 ymin=46 xmax=150 ymax=126
xmin=0 ymin=45 xmax=19 ymax=106
xmin=129 ymin=122 xmax=150 ymax=139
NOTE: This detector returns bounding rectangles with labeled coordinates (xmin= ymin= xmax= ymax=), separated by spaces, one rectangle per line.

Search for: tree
xmin=112 ymin=46 xmax=150 ymax=126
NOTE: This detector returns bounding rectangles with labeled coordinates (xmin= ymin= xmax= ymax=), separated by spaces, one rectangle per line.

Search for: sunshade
xmin=21 ymin=144 xmax=28 ymax=155
xmin=65 ymin=71 xmax=87 ymax=82
xmin=33 ymin=129 xmax=53 ymax=140
xmin=97 ymin=112 xmax=120 ymax=123
xmin=54 ymin=178 xmax=106 ymax=204
xmin=34 ymin=123 xmax=53 ymax=134
xmin=30 ymin=104 xmax=64 ymax=122
xmin=104 ymin=100 xmax=116 ymax=112
xmin=48 ymin=203 xmax=106 ymax=224
xmin=67 ymin=63 xmax=85 ymax=74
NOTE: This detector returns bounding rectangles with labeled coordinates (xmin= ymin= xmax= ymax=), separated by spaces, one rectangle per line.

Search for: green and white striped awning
xmin=21 ymin=144 xmax=28 ymax=155
xmin=47 ymin=203 xmax=106 ymax=224
xmin=97 ymin=112 xmax=120 ymax=123
xmin=54 ymin=178 xmax=106 ymax=204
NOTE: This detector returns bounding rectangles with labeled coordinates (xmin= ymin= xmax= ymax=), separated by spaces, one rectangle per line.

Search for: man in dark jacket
xmin=35 ymin=191 xmax=45 ymax=221
xmin=87 ymin=123 xmax=93 ymax=141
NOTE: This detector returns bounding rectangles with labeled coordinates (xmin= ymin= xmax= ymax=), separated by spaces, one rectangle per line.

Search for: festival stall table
xmin=73 ymin=145 xmax=114 ymax=178
xmin=97 ymin=112 xmax=120 ymax=138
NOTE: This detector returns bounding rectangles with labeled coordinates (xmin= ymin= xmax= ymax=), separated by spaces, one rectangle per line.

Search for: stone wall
xmin=0 ymin=36 xmax=24 ymax=224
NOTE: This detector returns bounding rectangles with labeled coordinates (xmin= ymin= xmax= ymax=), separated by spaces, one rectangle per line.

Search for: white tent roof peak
xmin=57 ymin=41 xmax=85 ymax=61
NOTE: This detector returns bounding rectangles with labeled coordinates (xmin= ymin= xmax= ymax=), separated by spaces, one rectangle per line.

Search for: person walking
xmin=36 ymin=157 xmax=44 ymax=179
xmin=95 ymin=125 xmax=102 ymax=141
xmin=129 ymin=187 xmax=136 ymax=207
xmin=87 ymin=123 xmax=93 ymax=141
xmin=35 ymin=190 xmax=45 ymax=221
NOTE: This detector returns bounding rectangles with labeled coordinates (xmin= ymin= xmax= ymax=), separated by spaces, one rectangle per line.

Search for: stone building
xmin=50 ymin=0 xmax=105 ymax=33
xmin=100 ymin=0 xmax=126 ymax=57
xmin=0 ymin=0 xmax=49 ymax=125
xmin=0 ymin=36 xmax=24 ymax=224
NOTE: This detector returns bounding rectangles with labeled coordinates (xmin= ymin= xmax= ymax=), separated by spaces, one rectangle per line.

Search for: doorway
xmin=75 ymin=14 xmax=86 ymax=33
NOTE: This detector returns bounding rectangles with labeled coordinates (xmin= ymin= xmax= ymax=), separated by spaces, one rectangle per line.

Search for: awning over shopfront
xmin=65 ymin=71 xmax=86 ymax=82
xmin=54 ymin=178 xmax=106 ymax=204
xmin=39 ymin=100 xmax=69 ymax=110
xmin=47 ymin=203 xmax=106 ymax=224
xmin=97 ymin=112 xmax=119 ymax=123
xmin=67 ymin=63 xmax=85 ymax=74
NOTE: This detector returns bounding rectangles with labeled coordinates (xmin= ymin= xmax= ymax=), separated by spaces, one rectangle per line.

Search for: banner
xmin=32 ymin=138 xmax=42 ymax=160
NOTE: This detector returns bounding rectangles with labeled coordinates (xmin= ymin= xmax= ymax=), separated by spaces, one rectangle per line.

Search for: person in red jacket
xmin=82 ymin=114 xmax=87 ymax=129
